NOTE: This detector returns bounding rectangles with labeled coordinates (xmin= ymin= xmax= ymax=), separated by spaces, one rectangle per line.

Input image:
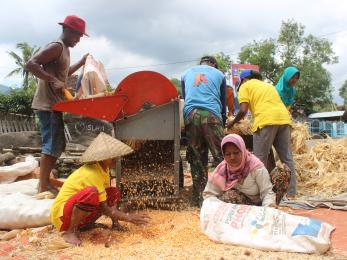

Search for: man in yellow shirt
xmin=50 ymin=132 xmax=150 ymax=246
xmin=228 ymin=70 xmax=296 ymax=199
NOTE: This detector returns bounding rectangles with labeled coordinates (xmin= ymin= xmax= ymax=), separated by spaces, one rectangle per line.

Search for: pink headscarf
xmin=209 ymin=134 xmax=264 ymax=191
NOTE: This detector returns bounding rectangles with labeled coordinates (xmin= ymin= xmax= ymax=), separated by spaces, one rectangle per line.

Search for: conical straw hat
xmin=80 ymin=132 xmax=133 ymax=163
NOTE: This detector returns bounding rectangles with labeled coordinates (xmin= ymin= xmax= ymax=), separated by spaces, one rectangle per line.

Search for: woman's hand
xmin=126 ymin=213 xmax=151 ymax=225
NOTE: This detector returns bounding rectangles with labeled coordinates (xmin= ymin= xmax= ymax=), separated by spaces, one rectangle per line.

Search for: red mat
xmin=283 ymin=207 xmax=347 ymax=257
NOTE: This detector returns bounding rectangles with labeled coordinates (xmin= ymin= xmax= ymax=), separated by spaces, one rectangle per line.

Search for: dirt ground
xmin=0 ymin=209 xmax=339 ymax=260
xmin=0 ymin=161 xmax=346 ymax=259
xmin=1 ymin=178 xmax=345 ymax=260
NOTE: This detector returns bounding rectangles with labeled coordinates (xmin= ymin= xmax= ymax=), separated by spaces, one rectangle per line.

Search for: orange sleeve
xmin=226 ymin=88 xmax=234 ymax=117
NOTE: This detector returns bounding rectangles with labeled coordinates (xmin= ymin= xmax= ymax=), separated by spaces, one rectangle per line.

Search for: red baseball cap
xmin=58 ymin=15 xmax=89 ymax=36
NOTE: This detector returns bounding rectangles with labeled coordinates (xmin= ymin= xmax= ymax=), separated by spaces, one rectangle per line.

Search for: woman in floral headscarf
xmin=275 ymin=66 xmax=300 ymax=109
xmin=203 ymin=134 xmax=290 ymax=207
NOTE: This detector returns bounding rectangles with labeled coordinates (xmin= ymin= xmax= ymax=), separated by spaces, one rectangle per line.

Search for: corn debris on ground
xmin=1 ymin=210 xmax=335 ymax=259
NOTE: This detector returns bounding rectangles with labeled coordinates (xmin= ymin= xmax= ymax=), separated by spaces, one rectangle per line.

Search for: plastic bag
xmin=0 ymin=156 xmax=38 ymax=184
xmin=76 ymin=55 xmax=109 ymax=99
xmin=200 ymin=197 xmax=335 ymax=254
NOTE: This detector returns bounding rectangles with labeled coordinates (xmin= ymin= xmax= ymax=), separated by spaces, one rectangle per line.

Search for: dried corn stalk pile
xmin=3 ymin=211 xmax=334 ymax=259
xmin=226 ymin=117 xmax=253 ymax=135
xmin=295 ymin=138 xmax=347 ymax=197
xmin=291 ymin=122 xmax=310 ymax=154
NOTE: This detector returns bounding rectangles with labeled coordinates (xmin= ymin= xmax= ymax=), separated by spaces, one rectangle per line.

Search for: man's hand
xmin=227 ymin=103 xmax=249 ymax=129
xmin=81 ymin=53 xmax=89 ymax=65
xmin=226 ymin=119 xmax=234 ymax=129
xmin=50 ymin=77 xmax=66 ymax=91
xmin=126 ymin=213 xmax=151 ymax=225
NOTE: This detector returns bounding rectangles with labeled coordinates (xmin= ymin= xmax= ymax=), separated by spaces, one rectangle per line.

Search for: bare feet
xmin=62 ymin=231 xmax=82 ymax=246
xmin=38 ymin=184 xmax=59 ymax=194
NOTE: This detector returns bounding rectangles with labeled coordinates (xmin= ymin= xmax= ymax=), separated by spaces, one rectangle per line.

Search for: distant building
xmin=307 ymin=111 xmax=347 ymax=138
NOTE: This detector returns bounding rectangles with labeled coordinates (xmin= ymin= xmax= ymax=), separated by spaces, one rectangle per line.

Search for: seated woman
xmin=50 ymin=132 xmax=150 ymax=246
xmin=203 ymin=134 xmax=290 ymax=207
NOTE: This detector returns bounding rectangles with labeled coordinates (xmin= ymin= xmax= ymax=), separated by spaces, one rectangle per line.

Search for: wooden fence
xmin=0 ymin=112 xmax=73 ymax=143
xmin=0 ymin=112 xmax=36 ymax=134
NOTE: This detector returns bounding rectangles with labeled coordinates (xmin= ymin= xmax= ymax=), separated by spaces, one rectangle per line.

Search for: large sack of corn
xmin=0 ymin=156 xmax=38 ymax=184
xmin=0 ymin=193 xmax=53 ymax=229
xmin=200 ymin=197 xmax=334 ymax=254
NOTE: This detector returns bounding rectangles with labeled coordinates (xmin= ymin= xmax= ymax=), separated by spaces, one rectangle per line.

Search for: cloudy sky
xmin=1 ymin=0 xmax=347 ymax=104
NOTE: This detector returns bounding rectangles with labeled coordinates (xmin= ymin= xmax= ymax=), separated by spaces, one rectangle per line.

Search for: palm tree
xmin=7 ymin=42 xmax=40 ymax=89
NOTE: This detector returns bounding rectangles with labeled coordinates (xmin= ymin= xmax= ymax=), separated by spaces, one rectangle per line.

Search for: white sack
xmin=0 ymin=156 xmax=38 ymax=184
xmin=0 ymin=179 xmax=38 ymax=196
xmin=200 ymin=197 xmax=335 ymax=254
xmin=0 ymin=193 xmax=53 ymax=229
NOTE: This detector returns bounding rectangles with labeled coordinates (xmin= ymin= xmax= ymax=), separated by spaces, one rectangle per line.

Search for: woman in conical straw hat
xmin=50 ymin=132 xmax=150 ymax=246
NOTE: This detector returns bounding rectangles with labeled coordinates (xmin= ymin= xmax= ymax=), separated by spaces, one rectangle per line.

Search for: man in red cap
xmin=26 ymin=15 xmax=89 ymax=193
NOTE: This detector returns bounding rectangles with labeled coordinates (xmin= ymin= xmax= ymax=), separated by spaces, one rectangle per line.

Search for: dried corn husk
xmin=0 ymin=229 xmax=22 ymax=240
xmin=295 ymin=138 xmax=347 ymax=197
xmin=47 ymin=237 xmax=73 ymax=250
xmin=33 ymin=191 xmax=55 ymax=200
xmin=30 ymin=226 xmax=52 ymax=236
xmin=226 ymin=118 xmax=253 ymax=135
xmin=291 ymin=122 xmax=310 ymax=154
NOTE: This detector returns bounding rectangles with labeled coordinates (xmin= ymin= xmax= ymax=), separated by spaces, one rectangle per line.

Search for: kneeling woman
xmin=203 ymin=134 xmax=290 ymax=207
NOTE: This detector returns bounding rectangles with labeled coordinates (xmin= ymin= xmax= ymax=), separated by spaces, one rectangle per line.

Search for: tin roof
xmin=308 ymin=111 xmax=344 ymax=119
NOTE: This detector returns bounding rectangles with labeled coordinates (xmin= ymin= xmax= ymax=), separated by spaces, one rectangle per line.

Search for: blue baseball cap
xmin=236 ymin=70 xmax=252 ymax=91
xmin=236 ymin=70 xmax=261 ymax=91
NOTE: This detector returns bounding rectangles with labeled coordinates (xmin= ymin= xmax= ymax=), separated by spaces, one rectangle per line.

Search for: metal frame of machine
xmin=113 ymin=99 xmax=181 ymax=201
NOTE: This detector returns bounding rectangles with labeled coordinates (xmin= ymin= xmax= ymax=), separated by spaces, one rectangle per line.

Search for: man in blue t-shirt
xmin=181 ymin=55 xmax=226 ymax=207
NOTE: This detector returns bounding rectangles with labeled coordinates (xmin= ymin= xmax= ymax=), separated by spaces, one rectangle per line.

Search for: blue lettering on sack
xmin=292 ymin=219 xmax=322 ymax=237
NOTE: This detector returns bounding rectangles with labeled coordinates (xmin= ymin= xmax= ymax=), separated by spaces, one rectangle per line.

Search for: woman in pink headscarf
xmin=203 ymin=134 xmax=290 ymax=206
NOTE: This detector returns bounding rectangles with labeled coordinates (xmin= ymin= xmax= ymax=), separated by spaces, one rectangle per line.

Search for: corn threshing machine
xmin=53 ymin=71 xmax=181 ymax=204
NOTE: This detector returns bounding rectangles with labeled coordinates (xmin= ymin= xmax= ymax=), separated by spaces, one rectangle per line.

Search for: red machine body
xmin=53 ymin=71 xmax=178 ymax=122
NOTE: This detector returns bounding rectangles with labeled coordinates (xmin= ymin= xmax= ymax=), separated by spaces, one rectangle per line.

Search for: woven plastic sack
xmin=0 ymin=156 xmax=38 ymax=184
xmin=200 ymin=197 xmax=335 ymax=254
xmin=0 ymin=193 xmax=53 ymax=229
xmin=0 ymin=179 xmax=38 ymax=196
